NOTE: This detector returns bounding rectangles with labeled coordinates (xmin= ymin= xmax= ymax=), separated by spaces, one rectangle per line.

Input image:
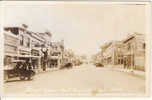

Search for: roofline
xmin=101 ymin=40 xmax=122 ymax=49
xmin=4 ymin=26 xmax=46 ymax=42
xmin=123 ymin=33 xmax=144 ymax=43
xmin=4 ymin=26 xmax=25 ymax=30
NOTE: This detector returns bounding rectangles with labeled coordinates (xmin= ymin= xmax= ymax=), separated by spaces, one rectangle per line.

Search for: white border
xmin=0 ymin=1 xmax=151 ymax=97
xmin=0 ymin=1 xmax=150 ymax=6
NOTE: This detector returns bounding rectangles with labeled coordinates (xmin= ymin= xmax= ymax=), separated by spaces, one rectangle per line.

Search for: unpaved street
xmin=4 ymin=64 xmax=145 ymax=96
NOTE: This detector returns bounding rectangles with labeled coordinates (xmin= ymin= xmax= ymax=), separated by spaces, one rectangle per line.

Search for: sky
xmin=3 ymin=3 xmax=147 ymax=57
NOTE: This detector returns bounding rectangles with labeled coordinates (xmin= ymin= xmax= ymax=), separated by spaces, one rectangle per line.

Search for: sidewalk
xmin=106 ymin=65 xmax=145 ymax=79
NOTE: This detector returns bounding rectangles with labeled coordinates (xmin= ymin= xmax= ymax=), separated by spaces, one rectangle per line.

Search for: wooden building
xmin=3 ymin=26 xmax=49 ymax=80
xmin=123 ymin=33 xmax=145 ymax=71
xmin=100 ymin=41 xmax=124 ymax=66
xmin=49 ymin=41 xmax=64 ymax=68
xmin=4 ymin=27 xmax=19 ymax=72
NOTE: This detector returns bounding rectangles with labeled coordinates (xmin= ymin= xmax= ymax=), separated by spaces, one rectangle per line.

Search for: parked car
xmin=95 ymin=62 xmax=104 ymax=67
xmin=60 ymin=62 xmax=73 ymax=69
xmin=4 ymin=60 xmax=36 ymax=81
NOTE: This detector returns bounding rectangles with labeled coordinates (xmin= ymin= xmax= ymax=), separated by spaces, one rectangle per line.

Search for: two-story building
xmin=48 ymin=40 xmax=64 ymax=68
xmin=4 ymin=27 xmax=19 ymax=72
xmin=101 ymin=41 xmax=124 ymax=66
xmin=4 ymin=26 xmax=51 ymax=71
xmin=4 ymin=26 xmax=32 ymax=60
xmin=123 ymin=33 xmax=145 ymax=71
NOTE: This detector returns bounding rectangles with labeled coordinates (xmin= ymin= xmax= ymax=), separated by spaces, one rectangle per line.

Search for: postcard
xmin=0 ymin=1 xmax=151 ymax=97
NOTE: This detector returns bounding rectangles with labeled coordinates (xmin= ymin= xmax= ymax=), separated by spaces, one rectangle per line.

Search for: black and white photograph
xmin=1 ymin=1 xmax=151 ymax=97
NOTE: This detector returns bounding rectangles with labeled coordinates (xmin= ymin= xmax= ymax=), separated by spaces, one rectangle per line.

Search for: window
xmin=4 ymin=27 xmax=19 ymax=35
xmin=127 ymin=43 xmax=131 ymax=50
xmin=121 ymin=59 xmax=123 ymax=64
xmin=118 ymin=59 xmax=120 ymax=64
xmin=35 ymin=42 xmax=40 ymax=47
xmin=55 ymin=46 xmax=57 ymax=50
xmin=27 ymin=37 xmax=30 ymax=47
xmin=4 ymin=56 xmax=11 ymax=66
xmin=20 ymin=35 xmax=24 ymax=46
xmin=143 ymin=43 xmax=145 ymax=49
xmin=52 ymin=52 xmax=60 ymax=56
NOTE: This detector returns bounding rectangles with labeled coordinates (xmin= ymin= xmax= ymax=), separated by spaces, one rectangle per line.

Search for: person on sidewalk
xmin=124 ymin=60 xmax=127 ymax=69
xmin=41 ymin=48 xmax=48 ymax=71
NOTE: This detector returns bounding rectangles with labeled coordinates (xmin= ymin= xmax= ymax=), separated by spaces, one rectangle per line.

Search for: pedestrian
xmin=41 ymin=48 xmax=48 ymax=71
xmin=124 ymin=60 xmax=126 ymax=69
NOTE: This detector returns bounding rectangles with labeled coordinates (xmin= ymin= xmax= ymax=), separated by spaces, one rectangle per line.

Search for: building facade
xmin=4 ymin=27 xmax=19 ymax=71
xmin=4 ymin=26 xmax=51 ymax=72
xmin=123 ymin=33 xmax=145 ymax=71
xmin=100 ymin=33 xmax=145 ymax=71
xmin=48 ymin=40 xmax=64 ymax=68
xmin=101 ymin=41 xmax=124 ymax=66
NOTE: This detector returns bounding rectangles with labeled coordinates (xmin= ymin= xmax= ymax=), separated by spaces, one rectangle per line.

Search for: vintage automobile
xmin=4 ymin=60 xmax=35 ymax=81
xmin=60 ymin=62 xmax=73 ymax=69
xmin=94 ymin=62 xmax=104 ymax=67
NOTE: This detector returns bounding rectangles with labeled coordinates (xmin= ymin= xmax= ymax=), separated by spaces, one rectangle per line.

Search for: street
xmin=4 ymin=64 xmax=145 ymax=97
